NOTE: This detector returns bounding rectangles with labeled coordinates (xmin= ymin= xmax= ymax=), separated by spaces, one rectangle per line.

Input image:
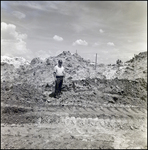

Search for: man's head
xmin=58 ymin=59 xmax=62 ymax=66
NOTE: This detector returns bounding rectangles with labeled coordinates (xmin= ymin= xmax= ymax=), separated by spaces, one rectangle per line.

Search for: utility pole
xmin=134 ymin=54 xmax=136 ymax=79
xmin=134 ymin=54 xmax=136 ymax=98
xmin=95 ymin=53 xmax=97 ymax=70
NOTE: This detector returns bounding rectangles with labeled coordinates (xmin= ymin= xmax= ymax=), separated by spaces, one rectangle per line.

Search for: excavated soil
xmin=1 ymin=78 xmax=147 ymax=149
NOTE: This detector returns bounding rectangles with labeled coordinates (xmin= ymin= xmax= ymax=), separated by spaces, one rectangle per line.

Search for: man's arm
xmin=53 ymin=66 xmax=57 ymax=80
xmin=53 ymin=72 xmax=56 ymax=78
xmin=63 ymin=67 xmax=66 ymax=78
xmin=63 ymin=68 xmax=66 ymax=83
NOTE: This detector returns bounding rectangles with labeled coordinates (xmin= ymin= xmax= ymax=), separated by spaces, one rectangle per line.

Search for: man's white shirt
xmin=54 ymin=65 xmax=65 ymax=76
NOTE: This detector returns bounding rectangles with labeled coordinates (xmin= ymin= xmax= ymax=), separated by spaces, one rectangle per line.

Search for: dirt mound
xmin=1 ymin=56 xmax=30 ymax=68
xmin=1 ymin=51 xmax=147 ymax=85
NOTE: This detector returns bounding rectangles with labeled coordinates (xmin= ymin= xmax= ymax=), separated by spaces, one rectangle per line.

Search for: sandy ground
xmin=1 ymin=90 xmax=147 ymax=149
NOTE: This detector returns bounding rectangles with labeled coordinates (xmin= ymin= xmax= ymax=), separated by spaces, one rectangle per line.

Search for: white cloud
xmin=92 ymin=42 xmax=99 ymax=47
xmin=12 ymin=1 xmax=59 ymax=11
xmin=1 ymin=22 xmax=27 ymax=40
xmin=53 ymin=35 xmax=63 ymax=41
xmin=1 ymin=22 xmax=29 ymax=57
xmin=12 ymin=11 xmax=26 ymax=19
xmin=14 ymin=1 xmax=45 ymax=11
xmin=107 ymin=42 xmax=115 ymax=46
xmin=48 ymin=2 xmax=58 ymax=10
xmin=73 ymin=39 xmax=88 ymax=46
xmin=99 ymin=29 xmax=104 ymax=33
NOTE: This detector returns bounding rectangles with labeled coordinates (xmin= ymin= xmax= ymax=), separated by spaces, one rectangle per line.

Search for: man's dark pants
xmin=54 ymin=76 xmax=63 ymax=98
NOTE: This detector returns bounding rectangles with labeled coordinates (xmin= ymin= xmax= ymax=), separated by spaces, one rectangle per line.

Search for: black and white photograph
xmin=1 ymin=1 xmax=147 ymax=149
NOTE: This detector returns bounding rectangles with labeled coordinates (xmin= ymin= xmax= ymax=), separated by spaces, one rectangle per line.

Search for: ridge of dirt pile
xmin=1 ymin=56 xmax=30 ymax=68
xmin=1 ymin=51 xmax=147 ymax=84
xmin=1 ymin=51 xmax=147 ymax=149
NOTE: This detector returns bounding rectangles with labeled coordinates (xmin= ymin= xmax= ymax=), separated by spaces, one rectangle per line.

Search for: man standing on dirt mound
xmin=53 ymin=59 xmax=65 ymax=98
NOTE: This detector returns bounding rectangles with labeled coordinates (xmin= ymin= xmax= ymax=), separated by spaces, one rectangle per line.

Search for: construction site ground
xmin=1 ymin=82 xmax=147 ymax=149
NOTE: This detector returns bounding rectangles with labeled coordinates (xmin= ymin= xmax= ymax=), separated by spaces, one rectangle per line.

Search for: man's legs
xmin=54 ymin=77 xmax=63 ymax=98
xmin=59 ymin=77 xmax=63 ymax=94
xmin=54 ymin=78 xmax=60 ymax=98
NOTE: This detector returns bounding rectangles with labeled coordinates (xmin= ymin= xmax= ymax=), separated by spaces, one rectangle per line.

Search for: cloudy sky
xmin=1 ymin=1 xmax=147 ymax=64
